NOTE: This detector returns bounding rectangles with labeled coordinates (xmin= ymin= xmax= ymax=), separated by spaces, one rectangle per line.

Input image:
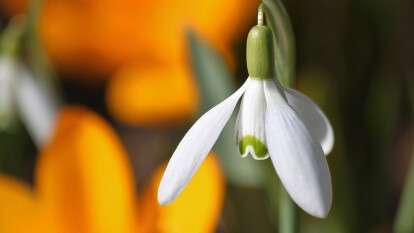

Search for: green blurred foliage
xmin=0 ymin=122 xmax=36 ymax=183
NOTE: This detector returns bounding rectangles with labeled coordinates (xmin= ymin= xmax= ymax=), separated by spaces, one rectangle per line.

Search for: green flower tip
xmin=246 ymin=25 xmax=274 ymax=80
xmin=239 ymin=135 xmax=268 ymax=160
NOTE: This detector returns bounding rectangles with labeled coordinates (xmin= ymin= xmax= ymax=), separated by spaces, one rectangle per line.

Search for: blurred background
xmin=0 ymin=0 xmax=413 ymax=233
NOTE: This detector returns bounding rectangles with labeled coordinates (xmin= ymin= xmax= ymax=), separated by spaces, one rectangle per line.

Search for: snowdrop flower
xmin=158 ymin=21 xmax=334 ymax=218
xmin=0 ymin=55 xmax=57 ymax=147
xmin=0 ymin=20 xmax=58 ymax=146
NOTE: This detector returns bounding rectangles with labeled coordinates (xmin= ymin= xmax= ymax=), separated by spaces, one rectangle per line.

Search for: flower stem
xmin=257 ymin=5 xmax=265 ymax=26
xmin=279 ymin=187 xmax=298 ymax=233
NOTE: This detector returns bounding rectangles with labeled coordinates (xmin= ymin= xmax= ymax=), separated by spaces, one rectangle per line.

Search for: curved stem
xmin=258 ymin=5 xmax=265 ymax=25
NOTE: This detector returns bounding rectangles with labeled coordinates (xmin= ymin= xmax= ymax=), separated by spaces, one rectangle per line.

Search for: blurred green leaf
xmin=394 ymin=78 xmax=414 ymax=233
xmin=23 ymin=0 xmax=62 ymax=106
xmin=261 ymin=0 xmax=296 ymax=86
xmin=0 ymin=18 xmax=24 ymax=57
xmin=187 ymin=30 xmax=265 ymax=188
xmin=0 ymin=122 xmax=36 ymax=182
xmin=366 ymin=74 xmax=401 ymax=145
xmin=299 ymin=68 xmax=358 ymax=233
xmin=394 ymin=153 xmax=414 ymax=233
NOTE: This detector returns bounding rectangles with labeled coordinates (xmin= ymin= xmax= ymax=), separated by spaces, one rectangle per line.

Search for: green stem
xmin=279 ymin=187 xmax=298 ymax=233
xmin=265 ymin=164 xmax=298 ymax=233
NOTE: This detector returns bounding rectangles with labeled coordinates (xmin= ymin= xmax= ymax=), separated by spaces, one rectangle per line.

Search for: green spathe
xmin=239 ymin=135 xmax=268 ymax=159
xmin=246 ymin=25 xmax=274 ymax=79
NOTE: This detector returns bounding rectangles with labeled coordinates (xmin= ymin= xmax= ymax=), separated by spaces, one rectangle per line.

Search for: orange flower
xmin=37 ymin=106 xmax=137 ymax=233
xmin=38 ymin=0 xmax=259 ymax=75
xmin=0 ymin=106 xmax=225 ymax=233
xmin=1 ymin=0 xmax=259 ymax=126
xmin=139 ymin=155 xmax=224 ymax=233
xmin=106 ymin=64 xmax=199 ymax=126
xmin=0 ymin=176 xmax=43 ymax=233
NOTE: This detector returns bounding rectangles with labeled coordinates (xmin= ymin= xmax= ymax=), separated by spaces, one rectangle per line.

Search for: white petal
xmin=264 ymin=80 xmax=332 ymax=218
xmin=237 ymin=78 xmax=268 ymax=160
xmin=285 ymin=88 xmax=334 ymax=155
xmin=233 ymin=103 xmax=242 ymax=144
xmin=0 ymin=57 xmax=17 ymax=129
xmin=15 ymin=68 xmax=58 ymax=147
xmin=158 ymin=80 xmax=248 ymax=205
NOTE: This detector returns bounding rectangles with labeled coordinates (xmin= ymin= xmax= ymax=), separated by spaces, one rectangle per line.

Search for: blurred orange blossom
xmin=0 ymin=0 xmax=259 ymax=126
xmin=1 ymin=0 xmax=258 ymax=74
xmin=0 ymin=106 xmax=225 ymax=233
xmin=106 ymin=64 xmax=199 ymax=126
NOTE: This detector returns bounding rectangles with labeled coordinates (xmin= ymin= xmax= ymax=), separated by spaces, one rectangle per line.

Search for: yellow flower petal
xmin=36 ymin=106 xmax=137 ymax=233
xmin=107 ymin=64 xmax=199 ymax=126
xmin=140 ymin=154 xmax=225 ymax=233
xmin=0 ymin=175 xmax=43 ymax=233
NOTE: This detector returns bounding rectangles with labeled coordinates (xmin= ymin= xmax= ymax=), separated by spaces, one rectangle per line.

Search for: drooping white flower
xmin=158 ymin=23 xmax=334 ymax=218
xmin=0 ymin=55 xmax=58 ymax=147
xmin=0 ymin=20 xmax=58 ymax=146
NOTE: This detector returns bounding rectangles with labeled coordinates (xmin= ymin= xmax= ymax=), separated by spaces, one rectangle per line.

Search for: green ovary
xmin=239 ymin=135 xmax=268 ymax=159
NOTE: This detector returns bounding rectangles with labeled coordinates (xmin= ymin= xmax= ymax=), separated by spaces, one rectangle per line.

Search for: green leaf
xmin=394 ymin=154 xmax=414 ymax=233
xmin=187 ymin=30 xmax=265 ymax=188
xmin=23 ymin=0 xmax=62 ymax=106
xmin=0 ymin=19 xmax=24 ymax=57
xmin=261 ymin=0 xmax=296 ymax=86
xmin=395 ymin=78 xmax=414 ymax=233
xmin=0 ymin=122 xmax=36 ymax=181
